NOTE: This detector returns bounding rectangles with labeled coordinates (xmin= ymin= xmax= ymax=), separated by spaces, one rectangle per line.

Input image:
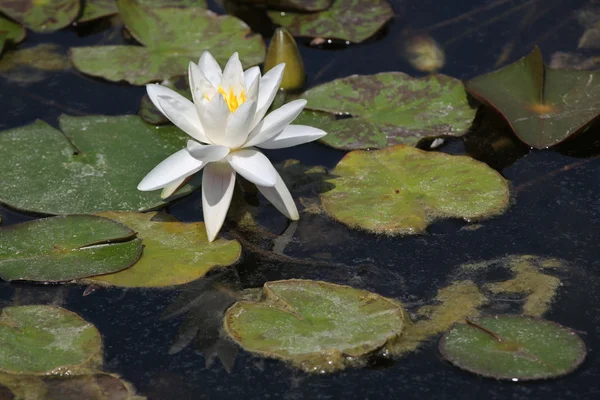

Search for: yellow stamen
xmin=216 ymin=86 xmax=246 ymax=113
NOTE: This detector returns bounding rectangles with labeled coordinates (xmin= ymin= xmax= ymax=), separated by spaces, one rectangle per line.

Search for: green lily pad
xmin=0 ymin=215 xmax=142 ymax=282
xmin=300 ymin=72 xmax=475 ymax=150
xmin=0 ymin=115 xmax=197 ymax=215
xmin=268 ymin=0 xmax=394 ymax=43
xmin=243 ymin=0 xmax=332 ymax=12
xmin=224 ymin=279 xmax=407 ymax=373
xmin=0 ymin=43 xmax=71 ymax=84
xmin=71 ymin=0 xmax=265 ymax=85
xmin=465 ymin=46 xmax=600 ymax=149
xmin=139 ymin=76 xmax=189 ymax=125
xmin=84 ymin=212 xmax=241 ymax=288
xmin=0 ymin=14 xmax=25 ymax=56
xmin=77 ymin=0 xmax=119 ymax=23
xmin=0 ymin=0 xmax=80 ymax=33
xmin=439 ymin=316 xmax=587 ymax=380
xmin=320 ymin=145 xmax=510 ymax=235
xmin=0 ymin=305 xmax=103 ymax=375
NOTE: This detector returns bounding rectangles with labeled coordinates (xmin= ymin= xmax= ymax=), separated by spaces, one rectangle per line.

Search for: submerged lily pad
xmin=71 ymin=0 xmax=265 ymax=85
xmin=0 ymin=115 xmax=196 ymax=215
xmin=77 ymin=0 xmax=119 ymax=23
xmin=0 ymin=215 xmax=142 ymax=282
xmin=465 ymin=47 xmax=600 ymax=148
xmin=439 ymin=316 xmax=586 ymax=380
xmin=0 ymin=305 xmax=103 ymax=375
xmin=300 ymin=72 xmax=475 ymax=150
xmin=85 ymin=212 xmax=241 ymax=288
xmin=0 ymin=43 xmax=70 ymax=84
xmin=224 ymin=279 xmax=407 ymax=373
xmin=0 ymin=14 xmax=25 ymax=56
xmin=320 ymin=145 xmax=509 ymax=235
xmin=0 ymin=0 xmax=80 ymax=32
xmin=268 ymin=0 xmax=394 ymax=43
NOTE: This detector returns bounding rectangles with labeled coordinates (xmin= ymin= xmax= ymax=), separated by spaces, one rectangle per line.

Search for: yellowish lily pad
xmin=320 ymin=145 xmax=510 ymax=235
xmin=224 ymin=279 xmax=407 ymax=373
xmin=85 ymin=212 xmax=242 ymax=288
xmin=0 ymin=305 xmax=103 ymax=375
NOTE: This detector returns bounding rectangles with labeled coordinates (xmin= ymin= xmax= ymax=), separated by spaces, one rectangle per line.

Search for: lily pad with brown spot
xmin=0 ymin=0 xmax=80 ymax=33
xmin=0 ymin=305 xmax=103 ymax=375
xmin=84 ymin=212 xmax=242 ymax=288
xmin=320 ymin=145 xmax=510 ymax=235
xmin=439 ymin=315 xmax=587 ymax=380
xmin=268 ymin=0 xmax=393 ymax=43
xmin=465 ymin=46 xmax=600 ymax=148
xmin=224 ymin=279 xmax=407 ymax=373
xmin=300 ymin=72 xmax=475 ymax=150
xmin=0 ymin=215 xmax=142 ymax=282
xmin=71 ymin=0 xmax=265 ymax=85
xmin=0 ymin=14 xmax=25 ymax=56
xmin=0 ymin=115 xmax=197 ymax=215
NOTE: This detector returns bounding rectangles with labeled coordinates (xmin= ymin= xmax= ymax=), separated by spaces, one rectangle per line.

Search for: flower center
xmin=217 ymin=86 xmax=246 ymax=113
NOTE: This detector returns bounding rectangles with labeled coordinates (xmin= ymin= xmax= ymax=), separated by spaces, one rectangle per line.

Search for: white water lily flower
xmin=138 ymin=51 xmax=327 ymax=242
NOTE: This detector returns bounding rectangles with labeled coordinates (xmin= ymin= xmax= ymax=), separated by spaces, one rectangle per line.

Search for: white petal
xmin=198 ymin=51 xmax=222 ymax=87
xmin=226 ymin=149 xmax=277 ymax=187
xmin=202 ymin=162 xmax=236 ymax=242
xmin=138 ymin=149 xmax=204 ymax=191
xmin=225 ymin=100 xmax=257 ymax=148
xmin=257 ymin=125 xmax=327 ymax=149
xmin=221 ymin=52 xmax=245 ymax=94
xmin=243 ymin=99 xmax=306 ymax=148
xmin=246 ymin=74 xmax=260 ymax=103
xmin=161 ymin=177 xmax=187 ymax=199
xmin=147 ymin=84 xmax=208 ymax=143
xmin=188 ymin=62 xmax=216 ymax=103
xmin=198 ymin=94 xmax=230 ymax=146
xmin=252 ymin=63 xmax=285 ymax=128
xmin=244 ymin=66 xmax=261 ymax=89
xmin=256 ymin=171 xmax=299 ymax=220
xmin=186 ymin=141 xmax=230 ymax=162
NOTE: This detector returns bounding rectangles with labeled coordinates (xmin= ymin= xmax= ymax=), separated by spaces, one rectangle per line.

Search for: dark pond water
xmin=1 ymin=0 xmax=600 ymax=399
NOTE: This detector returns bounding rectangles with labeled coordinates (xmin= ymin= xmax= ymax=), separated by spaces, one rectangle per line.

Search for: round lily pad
xmin=0 ymin=215 xmax=142 ymax=282
xmin=268 ymin=0 xmax=393 ymax=43
xmin=439 ymin=316 xmax=587 ymax=380
xmin=320 ymin=145 xmax=510 ymax=235
xmin=224 ymin=279 xmax=407 ymax=373
xmin=0 ymin=305 xmax=103 ymax=375
xmin=71 ymin=0 xmax=265 ymax=85
xmin=300 ymin=72 xmax=475 ymax=150
xmin=0 ymin=14 xmax=26 ymax=56
xmin=85 ymin=212 xmax=242 ymax=288
xmin=0 ymin=0 xmax=80 ymax=33
xmin=0 ymin=115 xmax=196 ymax=215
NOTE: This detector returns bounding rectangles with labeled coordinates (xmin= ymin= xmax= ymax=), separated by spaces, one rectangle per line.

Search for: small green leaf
xmin=300 ymin=72 xmax=475 ymax=150
xmin=0 ymin=305 xmax=103 ymax=375
xmin=77 ymin=0 xmax=118 ymax=23
xmin=0 ymin=14 xmax=25 ymax=56
xmin=71 ymin=0 xmax=265 ymax=85
xmin=439 ymin=315 xmax=587 ymax=380
xmin=268 ymin=0 xmax=394 ymax=43
xmin=0 ymin=215 xmax=142 ymax=282
xmin=0 ymin=0 xmax=80 ymax=33
xmin=465 ymin=46 xmax=600 ymax=148
xmin=320 ymin=145 xmax=510 ymax=235
xmin=0 ymin=115 xmax=197 ymax=215
xmin=224 ymin=279 xmax=407 ymax=373
xmin=84 ymin=212 xmax=242 ymax=288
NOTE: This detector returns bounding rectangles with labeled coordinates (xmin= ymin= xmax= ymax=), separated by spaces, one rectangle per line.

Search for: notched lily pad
xmin=0 ymin=0 xmax=80 ymax=32
xmin=0 ymin=305 xmax=103 ymax=375
xmin=84 ymin=212 xmax=242 ymax=288
xmin=0 ymin=115 xmax=196 ymax=215
xmin=71 ymin=0 xmax=265 ymax=85
xmin=224 ymin=279 xmax=407 ymax=373
xmin=300 ymin=72 xmax=475 ymax=150
xmin=268 ymin=0 xmax=393 ymax=43
xmin=465 ymin=46 xmax=600 ymax=148
xmin=0 ymin=215 xmax=142 ymax=282
xmin=439 ymin=315 xmax=586 ymax=380
xmin=320 ymin=145 xmax=510 ymax=235
xmin=0 ymin=14 xmax=25 ymax=56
